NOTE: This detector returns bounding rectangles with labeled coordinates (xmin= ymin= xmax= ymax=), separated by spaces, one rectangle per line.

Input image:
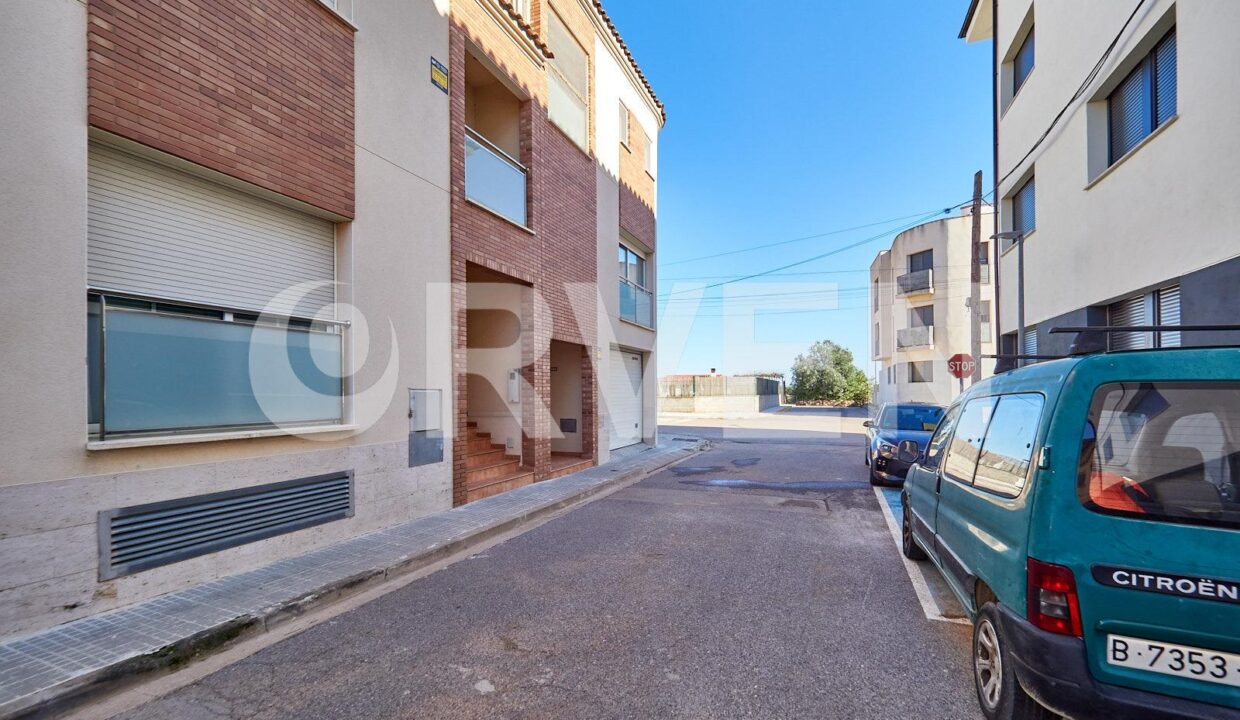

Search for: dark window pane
xmin=1012 ymin=176 xmax=1036 ymax=237
xmin=974 ymin=393 xmax=1045 ymax=497
xmin=943 ymin=396 xmax=999 ymax=484
xmin=923 ymin=404 xmax=963 ymax=470
xmin=1109 ymin=61 xmax=1149 ymax=163
xmin=1154 ymin=30 xmax=1177 ymax=126
xmin=1013 ymin=28 xmax=1035 ymax=94
xmin=908 ymin=249 xmax=933 ymax=273
xmin=910 ymin=305 xmax=934 ymax=328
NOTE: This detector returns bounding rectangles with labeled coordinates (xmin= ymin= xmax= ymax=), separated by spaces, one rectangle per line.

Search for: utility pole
xmin=969 ymin=171 xmax=983 ymax=385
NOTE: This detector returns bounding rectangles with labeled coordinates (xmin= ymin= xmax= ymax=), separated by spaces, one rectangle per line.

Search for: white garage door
xmin=608 ymin=349 xmax=643 ymax=450
xmin=87 ymin=142 xmax=336 ymax=318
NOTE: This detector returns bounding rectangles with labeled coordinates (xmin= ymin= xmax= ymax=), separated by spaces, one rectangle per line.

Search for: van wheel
xmin=901 ymin=504 xmax=927 ymax=561
xmin=973 ymin=604 xmax=1059 ymax=720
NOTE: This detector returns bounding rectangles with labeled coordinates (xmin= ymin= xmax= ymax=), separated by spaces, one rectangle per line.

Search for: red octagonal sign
xmin=948 ymin=353 xmax=976 ymax=379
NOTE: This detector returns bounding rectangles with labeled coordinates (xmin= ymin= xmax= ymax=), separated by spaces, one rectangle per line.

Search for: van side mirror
xmin=862 ymin=419 xmax=874 ymax=428
xmin=897 ymin=440 xmax=920 ymax=464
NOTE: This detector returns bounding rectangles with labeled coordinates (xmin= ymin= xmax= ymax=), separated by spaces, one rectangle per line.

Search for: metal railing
xmin=897 ymin=325 xmax=934 ymax=349
xmin=896 ymin=268 xmax=934 ymax=296
xmin=620 ymin=278 xmax=653 ymax=328
xmin=465 ymin=126 xmax=527 ymax=227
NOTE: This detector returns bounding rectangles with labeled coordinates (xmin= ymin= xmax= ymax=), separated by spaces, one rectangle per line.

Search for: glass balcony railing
xmin=89 ymin=300 xmax=344 ymax=439
xmin=897 ymin=325 xmax=934 ymax=349
xmin=620 ymin=278 xmax=653 ymax=328
xmin=465 ymin=127 xmax=527 ymax=227
xmin=897 ymin=268 xmax=933 ymax=296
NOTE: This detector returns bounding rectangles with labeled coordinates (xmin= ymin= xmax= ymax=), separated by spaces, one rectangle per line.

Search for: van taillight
xmin=1027 ymin=557 xmax=1083 ymax=637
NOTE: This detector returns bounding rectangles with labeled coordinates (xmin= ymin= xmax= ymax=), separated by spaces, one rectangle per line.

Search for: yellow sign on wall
xmin=431 ymin=58 xmax=449 ymax=94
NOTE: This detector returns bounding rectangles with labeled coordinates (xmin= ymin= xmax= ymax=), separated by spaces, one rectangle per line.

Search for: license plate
xmin=1107 ymin=635 xmax=1240 ymax=688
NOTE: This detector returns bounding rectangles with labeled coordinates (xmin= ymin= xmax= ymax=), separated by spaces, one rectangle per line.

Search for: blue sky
xmin=605 ymin=0 xmax=993 ymax=379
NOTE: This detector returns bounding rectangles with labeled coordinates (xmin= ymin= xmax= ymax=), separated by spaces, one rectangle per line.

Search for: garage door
xmin=608 ymin=349 xmax=643 ymax=450
xmin=87 ymin=142 xmax=336 ymax=318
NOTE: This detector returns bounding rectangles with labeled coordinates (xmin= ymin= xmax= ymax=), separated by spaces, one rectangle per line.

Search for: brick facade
xmin=449 ymin=1 xmax=603 ymax=504
xmin=87 ymin=0 xmax=356 ymax=217
xmin=619 ymin=109 xmax=657 ymax=249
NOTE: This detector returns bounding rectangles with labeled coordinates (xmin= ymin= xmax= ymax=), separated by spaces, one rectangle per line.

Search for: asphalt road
xmin=115 ymin=412 xmax=980 ymax=720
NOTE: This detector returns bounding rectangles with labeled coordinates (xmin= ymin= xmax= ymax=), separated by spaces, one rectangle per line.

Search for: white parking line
xmin=872 ymin=486 xmax=971 ymax=625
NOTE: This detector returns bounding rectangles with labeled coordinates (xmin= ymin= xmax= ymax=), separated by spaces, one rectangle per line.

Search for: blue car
xmin=864 ymin=403 xmax=945 ymax=486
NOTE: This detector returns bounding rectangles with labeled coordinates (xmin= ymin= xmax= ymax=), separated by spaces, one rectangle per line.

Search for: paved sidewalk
xmin=0 ymin=438 xmax=704 ymax=720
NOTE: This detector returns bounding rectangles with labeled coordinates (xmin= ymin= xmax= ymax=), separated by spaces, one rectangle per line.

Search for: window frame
xmin=922 ymin=403 xmax=963 ymax=471
xmin=1009 ymin=174 xmax=1036 ymax=241
xmin=972 ymin=392 xmax=1047 ymax=498
xmin=908 ymin=249 xmax=933 ymax=274
xmin=643 ymin=132 xmax=655 ymax=176
xmin=1012 ymin=26 xmax=1035 ymax=97
xmin=908 ymin=360 xmax=934 ymax=384
xmin=619 ymin=102 xmax=630 ymax=149
xmin=1107 ymin=28 xmax=1177 ymax=167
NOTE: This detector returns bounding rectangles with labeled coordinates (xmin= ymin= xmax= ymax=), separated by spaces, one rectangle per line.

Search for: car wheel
xmin=868 ymin=465 xmax=883 ymax=486
xmin=973 ymin=604 xmax=1059 ymax=720
xmin=901 ymin=503 xmax=927 ymax=561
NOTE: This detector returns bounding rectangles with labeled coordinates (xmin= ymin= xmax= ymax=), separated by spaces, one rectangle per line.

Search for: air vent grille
xmin=100 ymin=471 xmax=353 ymax=580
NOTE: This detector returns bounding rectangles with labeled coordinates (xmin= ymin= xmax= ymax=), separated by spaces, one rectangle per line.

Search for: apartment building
xmin=871 ymin=208 xmax=996 ymax=407
xmin=449 ymin=0 xmax=663 ymax=503
xmin=961 ymin=0 xmax=1240 ymax=357
xmin=0 ymin=0 xmax=660 ymax=640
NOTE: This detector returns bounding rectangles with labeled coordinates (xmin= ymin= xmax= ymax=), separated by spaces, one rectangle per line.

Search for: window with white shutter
xmin=1109 ymin=294 xmax=1153 ymax=350
xmin=1157 ymin=285 xmax=1181 ymax=347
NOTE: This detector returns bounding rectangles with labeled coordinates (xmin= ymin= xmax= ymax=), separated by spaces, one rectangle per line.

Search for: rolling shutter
xmin=1110 ymin=295 xmax=1152 ymax=350
xmin=607 ymin=349 xmax=643 ymax=450
xmin=1109 ymin=64 xmax=1148 ymax=163
xmin=1157 ymin=285 xmax=1181 ymax=347
xmin=1154 ymin=31 xmax=1177 ymax=126
xmin=1022 ymin=327 xmax=1038 ymax=356
xmin=88 ymin=142 xmax=336 ymax=318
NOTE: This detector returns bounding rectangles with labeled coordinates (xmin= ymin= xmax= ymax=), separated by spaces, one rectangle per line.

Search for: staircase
xmin=464 ymin=422 xmax=534 ymax=502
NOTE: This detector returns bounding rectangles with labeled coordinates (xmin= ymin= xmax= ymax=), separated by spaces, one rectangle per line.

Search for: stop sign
xmin=948 ymin=353 xmax=976 ymax=379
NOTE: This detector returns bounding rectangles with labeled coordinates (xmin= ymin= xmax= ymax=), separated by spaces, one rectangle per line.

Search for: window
xmin=979 ymin=300 xmax=992 ymax=341
xmin=1013 ymin=27 xmax=1035 ymax=95
xmin=1022 ymin=327 xmax=1038 ymax=356
xmin=1010 ymin=175 xmax=1036 ymax=240
xmin=910 ymin=305 xmax=934 ymax=328
xmin=1109 ymin=285 xmax=1181 ymax=350
xmin=943 ymin=396 xmax=998 ymax=484
xmin=874 ymin=323 xmax=881 ymax=357
xmin=978 ymin=241 xmax=990 ymax=283
xmin=909 ymin=361 xmax=933 ymax=384
xmin=1109 ymin=29 xmax=1176 ymax=164
xmin=923 ymin=404 xmax=963 ymax=471
xmin=619 ymin=243 xmax=652 ymax=327
xmin=546 ymin=11 xmax=589 ymax=149
xmin=872 ymin=278 xmax=879 ymax=312
xmin=643 ymin=132 xmax=655 ymax=176
xmin=1080 ymin=382 xmax=1240 ymax=530
xmin=908 ymin=249 xmax=933 ymax=274
xmin=878 ymin=405 xmax=944 ymax=432
xmin=973 ymin=393 xmax=1045 ymax=497
xmin=88 ymin=294 xmax=344 ymax=439
xmin=619 ymin=103 xmax=630 ymax=147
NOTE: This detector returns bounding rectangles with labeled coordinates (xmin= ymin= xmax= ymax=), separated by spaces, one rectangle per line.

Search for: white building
xmin=871 ymin=208 xmax=996 ymax=407
xmin=961 ymin=0 xmax=1240 ymax=356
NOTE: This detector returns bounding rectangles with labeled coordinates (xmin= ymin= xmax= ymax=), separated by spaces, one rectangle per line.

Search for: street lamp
xmin=992 ymin=230 xmax=1026 ymax=366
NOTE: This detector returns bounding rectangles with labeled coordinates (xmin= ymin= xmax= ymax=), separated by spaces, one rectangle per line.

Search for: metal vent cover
xmin=99 ymin=471 xmax=353 ymax=580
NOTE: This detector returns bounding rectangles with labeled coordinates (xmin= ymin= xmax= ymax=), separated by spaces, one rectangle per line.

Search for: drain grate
xmin=99 ymin=471 xmax=353 ymax=580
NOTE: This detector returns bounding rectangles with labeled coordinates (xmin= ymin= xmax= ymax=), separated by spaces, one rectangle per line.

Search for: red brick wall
xmin=620 ymin=183 xmax=656 ymax=250
xmin=87 ymin=0 xmax=356 ymax=218
xmin=449 ymin=22 xmax=599 ymax=504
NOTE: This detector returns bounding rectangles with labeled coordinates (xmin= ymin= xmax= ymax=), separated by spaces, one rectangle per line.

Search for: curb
xmin=4 ymin=440 xmax=708 ymax=720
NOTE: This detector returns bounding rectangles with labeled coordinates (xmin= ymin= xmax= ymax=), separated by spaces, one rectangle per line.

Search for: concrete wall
xmin=660 ymin=395 xmax=780 ymax=415
xmin=0 ymin=0 xmax=453 ymax=639
xmin=870 ymin=210 xmax=996 ymax=408
xmin=986 ymin=0 xmax=1240 ymax=337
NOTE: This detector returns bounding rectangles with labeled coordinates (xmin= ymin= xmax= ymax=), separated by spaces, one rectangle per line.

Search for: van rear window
xmin=1079 ymin=382 xmax=1240 ymax=530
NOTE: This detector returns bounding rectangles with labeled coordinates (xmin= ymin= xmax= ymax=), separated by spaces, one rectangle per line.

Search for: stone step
xmin=468 ymin=436 xmax=501 ymax=453
xmin=466 ymin=447 xmax=512 ymax=469
xmin=465 ymin=471 xmax=536 ymax=502
xmin=465 ymin=458 xmax=522 ymax=486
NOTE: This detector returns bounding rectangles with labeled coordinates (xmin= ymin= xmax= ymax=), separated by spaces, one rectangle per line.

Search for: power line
xmin=659 ymin=263 xmax=985 ymax=292
xmin=995 ymin=0 xmax=1147 ymax=190
xmin=661 ymin=206 xmax=971 ymax=297
xmin=659 ymin=208 xmax=958 ymax=267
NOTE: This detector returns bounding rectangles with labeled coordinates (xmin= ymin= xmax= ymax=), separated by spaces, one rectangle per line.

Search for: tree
xmin=788 ymin=340 xmax=870 ymax=406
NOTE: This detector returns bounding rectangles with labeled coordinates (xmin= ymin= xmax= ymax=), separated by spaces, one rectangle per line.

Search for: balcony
xmin=896 ymin=268 xmax=933 ymax=296
xmin=465 ymin=126 xmax=527 ymax=227
xmin=897 ymin=325 xmax=934 ymax=349
xmin=620 ymin=278 xmax=653 ymax=328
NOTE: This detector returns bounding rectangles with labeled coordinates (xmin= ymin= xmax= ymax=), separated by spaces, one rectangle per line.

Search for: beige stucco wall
xmin=0 ymin=0 xmax=454 ymax=639
xmin=593 ymin=30 xmax=660 ymax=463
xmin=991 ymin=0 xmax=1240 ymax=332
xmin=871 ymin=211 xmax=996 ymax=408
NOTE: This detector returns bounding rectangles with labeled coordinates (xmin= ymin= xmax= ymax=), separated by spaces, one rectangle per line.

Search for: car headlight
xmin=878 ymin=442 xmax=896 ymax=459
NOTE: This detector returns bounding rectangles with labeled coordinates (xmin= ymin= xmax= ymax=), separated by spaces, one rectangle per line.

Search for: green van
xmin=898 ymin=347 xmax=1240 ymax=719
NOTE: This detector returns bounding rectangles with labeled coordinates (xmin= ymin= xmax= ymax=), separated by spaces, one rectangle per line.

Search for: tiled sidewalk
xmin=0 ymin=438 xmax=704 ymax=719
